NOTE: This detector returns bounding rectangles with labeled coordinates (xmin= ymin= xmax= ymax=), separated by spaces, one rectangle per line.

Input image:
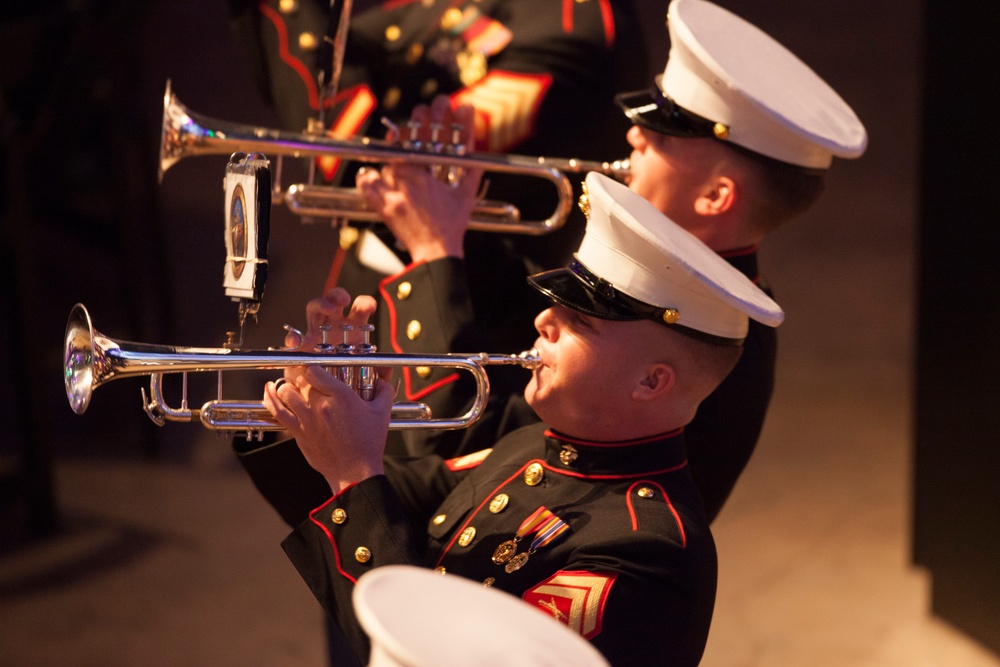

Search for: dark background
xmin=2 ymin=0 xmax=998 ymax=664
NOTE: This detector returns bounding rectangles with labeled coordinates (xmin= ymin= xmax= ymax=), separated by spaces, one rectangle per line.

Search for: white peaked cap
xmin=354 ymin=566 xmax=610 ymax=667
xmin=623 ymin=0 xmax=867 ymax=169
xmin=529 ymin=173 xmax=784 ymax=343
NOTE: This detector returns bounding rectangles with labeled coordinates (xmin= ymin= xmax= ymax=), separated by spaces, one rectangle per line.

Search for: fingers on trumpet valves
xmin=317 ymin=322 xmax=379 ymax=401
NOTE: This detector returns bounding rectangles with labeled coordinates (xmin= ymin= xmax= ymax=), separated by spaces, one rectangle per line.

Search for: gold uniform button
xmin=559 ymin=444 xmax=578 ymax=466
xmin=383 ymin=86 xmax=402 ymax=111
xmin=298 ymin=31 xmax=318 ymax=52
xmin=415 ymin=366 xmax=432 ymax=379
xmin=420 ymin=78 xmax=439 ymax=99
xmin=524 ymin=462 xmax=544 ymax=486
xmin=406 ymin=43 xmax=424 ymax=65
xmin=432 ymin=513 xmax=447 ymax=525
xmin=637 ymin=487 xmax=655 ymax=499
xmin=339 ymin=225 xmax=359 ymax=251
xmin=440 ymin=7 xmax=464 ymax=30
xmin=278 ymin=0 xmax=298 ymax=14
xmin=458 ymin=526 xmax=477 ymax=547
xmin=396 ymin=281 xmax=412 ymax=300
xmin=489 ymin=493 xmax=509 ymax=514
xmin=354 ymin=546 xmax=372 ymax=563
xmin=331 ymin=508 xmax=347 ymax=524
xmin=406 ymin=320 xmax=422 ymax=340
xmin=385 ymin=24 xmax=401 ymax=42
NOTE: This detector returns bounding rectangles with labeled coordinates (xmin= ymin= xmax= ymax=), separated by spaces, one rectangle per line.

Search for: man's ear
xmin=632 ymin=362 xmax=676 ymax=401
xmin=693 ymin=175 xmax=737 ymax=216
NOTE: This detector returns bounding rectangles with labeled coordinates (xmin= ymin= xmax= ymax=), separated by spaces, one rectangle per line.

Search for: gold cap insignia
xmin=578 ymin=182 xmax=591 ymax=219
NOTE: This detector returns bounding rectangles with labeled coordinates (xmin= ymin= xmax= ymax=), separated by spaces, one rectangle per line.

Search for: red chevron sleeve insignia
xmin=522 ymin=570 xmax=616 ymax=639
xmin=450 ymin=71 xmax=552 ymax=152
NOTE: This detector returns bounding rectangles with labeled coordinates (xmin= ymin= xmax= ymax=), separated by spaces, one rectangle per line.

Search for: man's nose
xmin=534 ymin=307 xmax=559 ymax=341
xmin=626 ymin=124 xmax=645 ymax=149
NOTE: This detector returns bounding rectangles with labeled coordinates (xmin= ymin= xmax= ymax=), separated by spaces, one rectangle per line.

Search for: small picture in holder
xmin=222 ymin=152 xmax=270 ymax=302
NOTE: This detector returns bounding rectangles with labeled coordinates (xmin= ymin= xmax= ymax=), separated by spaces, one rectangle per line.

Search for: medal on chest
xmin=491 ymin=506 xmax=570 ymax=574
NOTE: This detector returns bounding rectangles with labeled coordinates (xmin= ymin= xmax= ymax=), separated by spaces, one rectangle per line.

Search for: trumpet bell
xmin=64 ymin=303 xmax=97 ymax=415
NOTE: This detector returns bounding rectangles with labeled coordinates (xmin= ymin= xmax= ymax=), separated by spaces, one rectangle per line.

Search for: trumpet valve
xmin=446 ymin=123 xmax=466 ymax=186
xmin=316 ymin=324 xmax=335 ymax=352
xmin=335 ymin=324 xmax=358 ymax=389
xmin=355 ymin=324 xmax=378 ymax=401
xmin=404 ymin=120 xmax=422 ymax=151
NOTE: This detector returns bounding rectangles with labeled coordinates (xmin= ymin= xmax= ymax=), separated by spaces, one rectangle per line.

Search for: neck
xmin=689 ymin=218 xmax=764 ymax=253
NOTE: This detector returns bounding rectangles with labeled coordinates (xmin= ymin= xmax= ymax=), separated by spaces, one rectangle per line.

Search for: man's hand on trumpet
xmin=264 ymin=288 xmax=397 ymax=494
xmin=356 ymin=95 xmax=483 ymax=263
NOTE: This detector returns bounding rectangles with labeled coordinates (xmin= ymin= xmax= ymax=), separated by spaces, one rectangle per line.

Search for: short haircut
xmin=725 ymin=142 xmax=827 ymax=235
xmin=658 ymin=325 xmax=743 ymax=402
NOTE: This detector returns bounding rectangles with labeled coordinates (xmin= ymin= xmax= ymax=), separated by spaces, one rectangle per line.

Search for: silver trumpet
xmin=159 ymin=81 xmax=629 ymax=235
xmin=64 ymin=304 xmax=540 ymax=440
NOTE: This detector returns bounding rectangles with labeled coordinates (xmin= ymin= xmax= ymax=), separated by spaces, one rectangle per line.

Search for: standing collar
xmin=542 ymin=428 xmax=688 ymax=477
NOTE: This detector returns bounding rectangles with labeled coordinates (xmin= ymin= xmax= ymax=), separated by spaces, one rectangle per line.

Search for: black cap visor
xmin=527 ymin=265 xmax=640 ymax=322
xmin=615 ymin=84 xmax=719 ymax=139
xmin=528 ymin=260 xmax=745 ymax=346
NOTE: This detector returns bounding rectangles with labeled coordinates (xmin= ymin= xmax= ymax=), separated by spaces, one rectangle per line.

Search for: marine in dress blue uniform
xmin=373 ymin=0 xmax=867 ymax=522
xmin=227 ymin=0 xmax=651 ymax=462
xmin=239 ymin=172 xmax=785 ymax=665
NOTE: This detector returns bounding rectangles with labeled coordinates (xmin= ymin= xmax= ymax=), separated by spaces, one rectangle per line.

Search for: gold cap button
xmin=397 ymin=281 xmax=412 ymax=300
xmin=662 ymin=309 xmax=680 ymax=325
xmin=713 ymin=122 xmax=729 ymax=140
xmin=432 ymin=513 xmax=447 ymax=525
xmin=458 ymin=526 xmax=477 ymax=547
xmin=489 ymin=493 xmax=509 ymax=514
xmin=406 ymin=320 xmax=422 ymax=340
xmin=524 ymin=462 xmax=544 ymax=486
xmin=637 ymin=487 xmax=655 ymax=499
xmin=440 ymin=7 xmax=463 ymax=30
xmin=416 ymin=366 xmax=432 ymax=379
xmin=483 ymin=577 xmax=495 ymax=587
xmin=559 ymin=444 xmax=578 ymax=466
xmin=434 ymin=566 xmax=447 ymax=574
xmin=279 ymin=0 xmax=298 ymax=14
xmin=385 ymin=24 xmax=401 ymax=42
xmin=354 ymin=546 xmax=372 ymax=563
xmin=298 ymin=31 xmax=318 ymax=52
xmin=331 ymin=508 xmax=347 ymax=524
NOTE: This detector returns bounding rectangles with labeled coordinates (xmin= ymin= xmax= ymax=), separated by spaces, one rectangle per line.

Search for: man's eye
xmin=573 ymin=313 xmax=597 ymax=332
